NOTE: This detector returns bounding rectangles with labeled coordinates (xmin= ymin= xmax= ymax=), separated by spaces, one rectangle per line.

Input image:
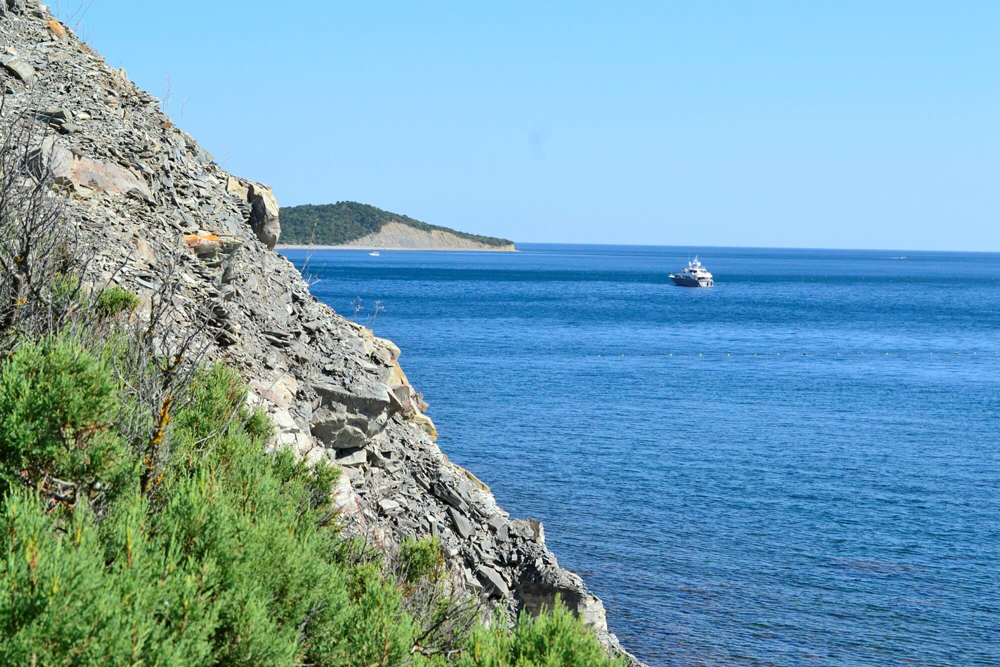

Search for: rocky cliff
xmin=0 ymin=3 xmax=638 ymax=664
xmin=316 ymin=221 xmax=517 ymax=251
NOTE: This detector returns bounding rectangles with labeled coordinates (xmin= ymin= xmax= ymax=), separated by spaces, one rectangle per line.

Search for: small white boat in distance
xmin=368 ymin=251 xmax=381 ymax=256
xmin=669 ymin=256 xmax=714 ymax=287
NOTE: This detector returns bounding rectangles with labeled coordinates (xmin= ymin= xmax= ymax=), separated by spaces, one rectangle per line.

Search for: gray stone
xmin=336 ymin=448 xmax=367 ymax=467
xmin=434 ymin=483 xmax=469 ymax=513
xmin=475 ymin=565 xmax=509 ymax=597
xmin=312 ymin=380 xmax=391 ymax=415
xmin=511 ymin=518 xmax=545 ymax=545
xmin=378 ymin=498 xmax=400 ymax=513
xmin=487 ymin=514 xmax=507 ymax=532
xmin=448 ymin=506 xmax=473 ymax=540
xmin=29 ymin=137 xmax=153 ymax=199
xmin=1 ymin=57 xmax=35 ymax=85
xmin=311 ymin=406 xmax=368 ymax=449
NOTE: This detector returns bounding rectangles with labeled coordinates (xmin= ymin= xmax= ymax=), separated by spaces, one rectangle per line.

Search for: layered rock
xmin=0 ymin=4 xmax=641 ymax=664
xmin=341 ymin=221 xmax=517 ymax=251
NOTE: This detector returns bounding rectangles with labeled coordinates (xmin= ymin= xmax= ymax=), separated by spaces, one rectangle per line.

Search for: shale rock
xmin=0 ymin=6 xmax=643 ymax=665
xmin=30 ymin=137 xmax=152 ymax=198
xmin=1 ymin=55 xmax=35 ymax=83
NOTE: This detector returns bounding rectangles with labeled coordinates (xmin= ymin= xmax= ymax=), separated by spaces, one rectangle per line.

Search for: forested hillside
xmin=281 ymin=201 xmax=513 ymax=247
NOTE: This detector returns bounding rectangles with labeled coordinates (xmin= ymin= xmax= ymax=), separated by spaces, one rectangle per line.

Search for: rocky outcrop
xmin=340 ymin=221 xmax=516 ymax=251
xmin=30 ymin=136 xmax=153 ymax=199
xmin=0 ymin=4 xmax=639 ymax=665
xmin=227 ymin=175 xmax=281 ymax=249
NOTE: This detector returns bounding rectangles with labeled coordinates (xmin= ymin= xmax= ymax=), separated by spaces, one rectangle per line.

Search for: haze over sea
xmin=284 ymin=244 xmax=1000 ymax=666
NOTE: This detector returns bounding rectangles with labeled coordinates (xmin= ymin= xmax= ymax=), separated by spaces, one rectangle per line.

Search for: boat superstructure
xmin=669 ymin=256 xmax=714 ymax=287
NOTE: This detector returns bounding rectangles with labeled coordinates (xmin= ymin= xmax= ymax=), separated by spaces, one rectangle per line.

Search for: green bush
xmin=0 ymin=334 xmax=134 ymax=500
xmin=398 ymin=535 xmax=445 ymax=584
xmin=0 ymin=336 xmax=618 ymax=666
xmin=95 ymin=285 xmax=140 ymax=318
xmin=50 ymin=273 xmax=81 ymax=309
xmin=458 ymin=602 xmax=619 ymax=667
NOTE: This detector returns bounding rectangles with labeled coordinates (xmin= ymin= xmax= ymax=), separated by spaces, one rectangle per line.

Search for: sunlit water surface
xmin=284 ymin=245 xmax=1000 ymax=666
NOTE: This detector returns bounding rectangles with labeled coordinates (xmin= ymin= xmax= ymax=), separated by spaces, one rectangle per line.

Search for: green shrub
xmin=0 ymin=336 xmax=618 ymax=666
xmin=458 ymin=601 xmax=619 ymax=667
xmin=0 ymin=334 xmax=134 ymax=500
xmin=398 ymin=535 xmax=445 ymax=584
xmin=50 ymin=273 xmax=81 ymax=309
xmin=0 ymin=359 xmax=427 ymax=666
xmin=95 ymin=284 xmax=140 ymax=318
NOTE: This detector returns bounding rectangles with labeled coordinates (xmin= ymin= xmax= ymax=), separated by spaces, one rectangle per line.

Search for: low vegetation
xmin=0 ymin=105 xmax=614 ymax=665
xmin=280 ymin=201 xmax=514 ymax=247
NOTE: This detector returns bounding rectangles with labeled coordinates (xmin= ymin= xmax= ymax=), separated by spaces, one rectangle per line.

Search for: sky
xmin=70 ymin=1 xmax=999 ymax=251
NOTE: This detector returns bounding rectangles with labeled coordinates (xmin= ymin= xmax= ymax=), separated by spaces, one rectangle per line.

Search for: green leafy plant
xmin=458 ymin=601 xmax=620 ymax=667
xmin=0 ymin=334 xmax=134 ymax=502
xmin=398 ymin=535 xmax=445 ymax=585
xmin=95 ymin=284 xmax=140 ymax=318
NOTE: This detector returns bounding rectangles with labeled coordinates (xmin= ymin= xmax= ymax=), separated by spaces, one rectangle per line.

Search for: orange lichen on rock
xmin=183 ymin=234 xmax=222 ymax=251
xmin=47 ymin=20 xmax=67 ymax=39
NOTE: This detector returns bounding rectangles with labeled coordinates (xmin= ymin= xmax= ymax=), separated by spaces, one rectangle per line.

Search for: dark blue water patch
xmin=284 ymin=244 xmax=1000 ymax=666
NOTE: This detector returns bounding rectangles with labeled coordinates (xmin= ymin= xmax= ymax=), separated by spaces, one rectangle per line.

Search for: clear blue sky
xmin=76 ymin=1 xmax=998 ymax=251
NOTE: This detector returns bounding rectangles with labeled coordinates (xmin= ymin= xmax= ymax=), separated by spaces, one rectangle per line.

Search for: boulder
xmin=448 ymin=506 xmax=474 ymax=539
xmin=516 ymin=565 xmax=608 ymax=634
xmin=248 ymin=181 xmax=279 ymax=219
xmin=249 ymin=193 xmax=280 ymax=249
xmin=475 ymin=565 xmax=509 ymax=597
xmin=1 ymin=56 xmax=36 ymax=85
xmin=407 ymin=412 xmax=438 ymax=440
xmin=311 ymin=405 xmax=367 ymax=449
xmin=511 ymin=518 xmax=545 ymax=545
xmin=378 ymin=498 xmax=401 ymax=513
xmin=224 ymin=177 xmax=281 ymax=249
xmin=252 ymin=372 xmax=297 ymax=409
xmin=29 ymin=138 xmax=152 ymax=199
xmin=312 ymin=380 xmax=392 ymax=416
xmin=336 ymin=448 xmax=367 ymax=467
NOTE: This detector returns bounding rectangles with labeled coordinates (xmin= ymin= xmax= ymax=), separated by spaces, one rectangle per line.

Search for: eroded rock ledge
xmin=0 ymin=3 xmax=641 ymax=664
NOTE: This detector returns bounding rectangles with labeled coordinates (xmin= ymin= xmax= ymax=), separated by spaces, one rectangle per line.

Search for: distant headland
xmin=279 ymin=201 xmax=516 ymax=251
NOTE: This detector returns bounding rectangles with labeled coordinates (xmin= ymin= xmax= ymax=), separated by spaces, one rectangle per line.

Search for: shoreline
xmin=277 ymin=244 xmax=518 ymax=252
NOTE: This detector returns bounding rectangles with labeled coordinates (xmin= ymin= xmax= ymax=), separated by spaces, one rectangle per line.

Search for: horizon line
xmin=506 ymin=241 xmax=1000 ymax=255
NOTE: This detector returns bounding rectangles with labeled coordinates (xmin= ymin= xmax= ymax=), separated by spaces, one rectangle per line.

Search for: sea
xmin=281 ymin=244 xmax=1000 ymax=666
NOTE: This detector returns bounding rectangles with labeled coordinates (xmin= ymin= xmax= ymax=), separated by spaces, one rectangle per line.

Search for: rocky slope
xmin=320 ymin=221 xmax=516 ymax=251
xmin=0 ymin=3 xmax=638 ymax=664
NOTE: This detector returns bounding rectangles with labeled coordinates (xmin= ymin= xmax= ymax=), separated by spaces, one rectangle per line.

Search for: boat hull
xmin=669 ymin=275 xmax=713 ymax=288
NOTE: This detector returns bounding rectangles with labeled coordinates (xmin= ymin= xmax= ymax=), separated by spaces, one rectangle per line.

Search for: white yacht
xmin=368 ymin=251 xmax=380 ymax=257
xmin=669 ymin=256 xmax=714 ymax=287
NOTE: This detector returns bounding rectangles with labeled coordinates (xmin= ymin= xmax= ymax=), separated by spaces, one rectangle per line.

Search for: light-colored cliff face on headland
xmin=0 ymin=4 xmax=636 ymax=664
xmin=279 ymin=221 xmax=517 ymax=251
xmin=345 ymin=221 xmax=517 ymax=251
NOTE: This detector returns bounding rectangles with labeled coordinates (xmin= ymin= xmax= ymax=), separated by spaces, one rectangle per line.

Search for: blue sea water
xmin=282 ymin=245 xmax=1000 ymax=666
